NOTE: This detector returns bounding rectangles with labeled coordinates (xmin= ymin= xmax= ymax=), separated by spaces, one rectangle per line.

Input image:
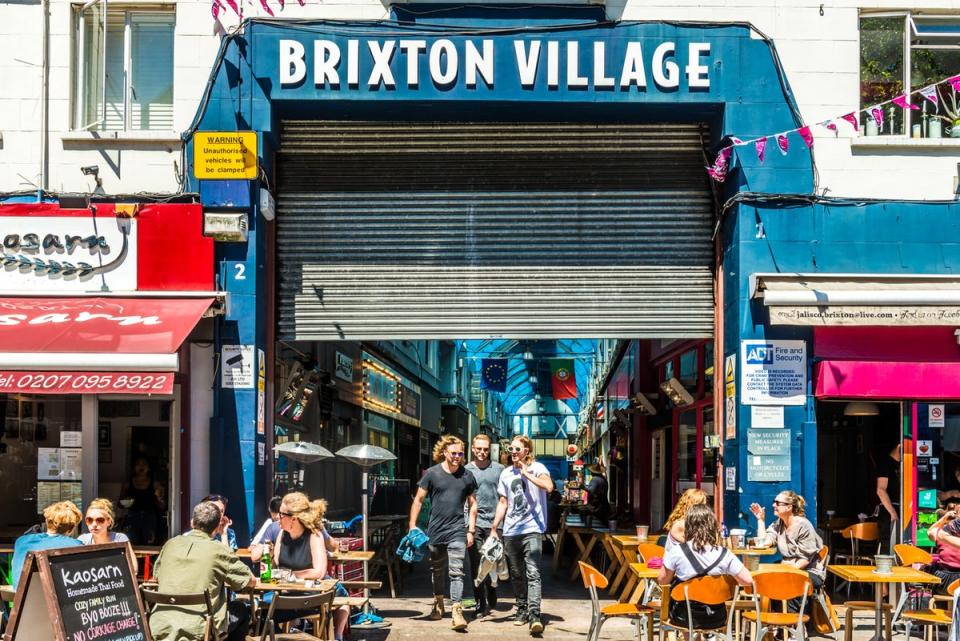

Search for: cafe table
xmin=828 ymin=565 xmax=939 ymax=641
xmin=551 ymin=513 xmax=585 ymax=573
xmin=329 ymin=550 xmax=375 ymax=563
xmin=567 ymin=526 xmax=613 ymax=581
xmin=608 ymin=535 xmax=640 ymax=596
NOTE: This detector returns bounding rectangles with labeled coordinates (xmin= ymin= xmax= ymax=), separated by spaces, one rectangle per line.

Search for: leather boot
xmin=451 ymin=603 xmax=468 ymax=630
xmin=428 ymin=595 xmax=444 ymax=621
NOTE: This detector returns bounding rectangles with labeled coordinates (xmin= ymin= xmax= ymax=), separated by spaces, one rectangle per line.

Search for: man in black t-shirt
xmin=876 ymin=443 xmax=901 ymax=554
xmin=409 ymin=435 xmax=478 ymax=630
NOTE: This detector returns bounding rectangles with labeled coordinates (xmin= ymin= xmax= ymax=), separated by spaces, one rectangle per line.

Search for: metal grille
xmin=277 ymin=121 xmax=715 ymax=340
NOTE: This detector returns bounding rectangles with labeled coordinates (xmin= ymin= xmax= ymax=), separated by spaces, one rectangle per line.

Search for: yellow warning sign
xmin=194 ymin=131 xmax=257 ymax=179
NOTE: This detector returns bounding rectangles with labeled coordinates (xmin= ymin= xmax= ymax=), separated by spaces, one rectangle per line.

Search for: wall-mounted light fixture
xmin=628 ymin=393 xmax=658 ymax=416
xmin=844 ymin=401 xmax=879 ymax=416
xmin=660 ymin=377 xmax=694 ymax=407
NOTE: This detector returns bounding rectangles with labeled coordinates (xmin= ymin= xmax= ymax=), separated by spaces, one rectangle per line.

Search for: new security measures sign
xmin=740 ymin=340 xmax=806 ymax=406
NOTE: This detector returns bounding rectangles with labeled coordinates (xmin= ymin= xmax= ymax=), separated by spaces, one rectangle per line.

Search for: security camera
xmin=80 ymin=165 xmax=99 ymax=176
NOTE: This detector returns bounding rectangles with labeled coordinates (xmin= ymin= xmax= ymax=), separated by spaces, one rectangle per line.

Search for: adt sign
xmin=745 ymin=344 xmax=775 ymax=365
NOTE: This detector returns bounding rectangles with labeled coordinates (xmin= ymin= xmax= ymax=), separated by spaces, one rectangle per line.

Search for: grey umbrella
xmin=273 ymin=441 xmax=335 ymax=464
xmin=335 ymin=444 xmax=397 ymax=601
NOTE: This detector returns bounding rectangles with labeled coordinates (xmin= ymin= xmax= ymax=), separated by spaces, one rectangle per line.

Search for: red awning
xmin=0 ymin=297 xmax=212 ymax=352
xmin=815 ymin=360 xmax=960 ymax=400
xmin=0 ymin=297 xmax=212 ymax=379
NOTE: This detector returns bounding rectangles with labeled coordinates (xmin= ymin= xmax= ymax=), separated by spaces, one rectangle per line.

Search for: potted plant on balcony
xmin=937 ymin=83 xmax=960 ymax=138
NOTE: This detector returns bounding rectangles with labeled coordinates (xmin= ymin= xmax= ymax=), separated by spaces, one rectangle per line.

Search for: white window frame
xmin=860 ymin=11 xmax=960 ymax=137
xmin=73 ymin=3 xmax=175 ymax=132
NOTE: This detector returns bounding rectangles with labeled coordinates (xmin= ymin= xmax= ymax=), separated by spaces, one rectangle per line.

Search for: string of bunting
xmin=707 ymin=73 xmax=960 ymax=183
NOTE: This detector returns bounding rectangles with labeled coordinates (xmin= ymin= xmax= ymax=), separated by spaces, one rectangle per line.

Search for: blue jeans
xmin=429 ymin=540 xmax=466 ymax=603
xmin=503 ymin=533 xmax=542 ymax=618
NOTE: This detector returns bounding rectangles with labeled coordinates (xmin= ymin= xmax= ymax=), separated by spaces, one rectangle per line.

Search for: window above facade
xmin=860 ymin=12 xmax=960 ymax=139
xmin=74 ymin=5 xmax=175 ymax=132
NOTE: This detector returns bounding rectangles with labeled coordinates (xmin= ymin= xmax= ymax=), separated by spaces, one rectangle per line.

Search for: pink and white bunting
xmin=698 ymin=72 xmax=960 ymax=182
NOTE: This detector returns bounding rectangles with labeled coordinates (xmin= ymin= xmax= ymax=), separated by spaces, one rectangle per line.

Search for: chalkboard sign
xmin=3 ymin=543 xmax=151 ymax=641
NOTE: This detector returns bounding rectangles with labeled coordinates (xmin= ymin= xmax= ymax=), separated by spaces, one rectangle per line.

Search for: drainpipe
xmin=40 ymin=0 xmax=50 ymax=191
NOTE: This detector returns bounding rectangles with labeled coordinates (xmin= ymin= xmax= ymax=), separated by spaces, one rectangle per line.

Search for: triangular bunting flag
xmin=259 ymin=0 xmax=274 ymax=15
xmin=841 ymin=113 xmax=859 ymax=132
xmin=949 ymin=75 xmax=960 ymax=93
xmin=798 ymin=126 xmax=814 ymax=148
xmin=892 ymin=95 xmax=920 ymax=111
xmin=870 ymin=106 xmax=885 ymax=130
xmin=776 ymin=133 xmax=789 ymax=155
xmin=221 ymin=0 xmax=241 ymax=16
xmin=920 ymin=86 xmax=939 ymax=107
xmin=820 ymin=120 xmax=838 ymax=136
xmin=706 ymin=166 xmax=726 ymax=182
xmin=730 ymin=137 xmax=744 ymax=145
xmin=755 ymin=137 xmax=767 ymax=163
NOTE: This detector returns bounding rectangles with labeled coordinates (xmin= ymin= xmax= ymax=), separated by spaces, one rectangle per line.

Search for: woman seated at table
xmin=657 ymin=505 xmax=752 ymax=629
xmin=78 ymin=498 xmax=130 ymax=545
xmin=663 ymin=488 xmax=709 ymax=551
xmin=272 ymin=491 xmax=349 ymax=640
xmin=925 ymin=505 xmax=960 ymax=593
xmin=11 ymin=501 xmax=83 ymax=588
xmin=750 ymin=490 xmax=825 ymax=605
xmin=583 ymin=463 xmax=610 ymax=528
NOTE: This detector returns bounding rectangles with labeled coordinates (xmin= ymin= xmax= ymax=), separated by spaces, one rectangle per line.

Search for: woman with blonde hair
xmin=78 ymin=498 xmax=130 ymax=545
xmin=272 ymin=491 xmax=349 ymax=639
xmin=663 ymin=488 xmax=709 ymax=551
xmin=11 ymin=501 xmax=83 ymax=588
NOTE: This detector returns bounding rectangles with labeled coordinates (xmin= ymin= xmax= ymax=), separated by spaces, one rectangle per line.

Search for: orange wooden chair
xmin=892 ymin=543 xmax=935 ymax=624
xmin=833 ymin=522 xmax=880 ymax=601
xmin=900 ymin=578 xmax=960 ymax=641
xmin=742 ymin=571 xmax=812 ymax=641
xmin=633 ymin=544 xmax=667 ymax=605
xmin=578 ymin=561 xmax=654 ymax=641
xmin=660 ymin=574 xmax=738 ymax=641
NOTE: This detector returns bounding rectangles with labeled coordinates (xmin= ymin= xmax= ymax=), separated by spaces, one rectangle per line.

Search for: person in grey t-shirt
xmin=465 ymin=433 xmax=505 ymax=618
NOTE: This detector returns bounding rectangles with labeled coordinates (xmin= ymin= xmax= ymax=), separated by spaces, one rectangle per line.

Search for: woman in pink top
xmin=927 ymin=507 xmax=960 ymax=593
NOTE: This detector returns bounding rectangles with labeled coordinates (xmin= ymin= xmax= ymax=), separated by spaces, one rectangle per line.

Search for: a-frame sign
xmin=3 ymin=542 xmax=151 ymax=641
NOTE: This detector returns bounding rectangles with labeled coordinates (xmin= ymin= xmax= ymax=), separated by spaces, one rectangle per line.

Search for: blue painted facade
xmin=186 ymin=11 xmax=957 ymax=535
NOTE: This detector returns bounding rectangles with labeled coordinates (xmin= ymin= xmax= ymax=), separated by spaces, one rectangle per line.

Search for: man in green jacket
xmin=149 ymin=501 xmax=257 ymax=641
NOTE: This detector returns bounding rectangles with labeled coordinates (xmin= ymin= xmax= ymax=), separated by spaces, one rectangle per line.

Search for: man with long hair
xmin=409 ymin=434 xmax=479 ymax=630
xmin=491 ymin=436 xmax=554 ymax=635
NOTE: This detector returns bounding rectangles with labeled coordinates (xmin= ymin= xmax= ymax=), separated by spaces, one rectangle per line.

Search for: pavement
xmin=351 ymin=550 xmax=901 ymax=641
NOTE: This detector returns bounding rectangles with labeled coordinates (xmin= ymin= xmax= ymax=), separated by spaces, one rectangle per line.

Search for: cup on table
xmin=874 ymin=554 xmax=895 ymax=575
xmin=729 ymin=529 xmax=746 ymax=549
xmin=744 ymin=555 xmax=760 ymax=572
xmin=338 ymin=538 xmax=350 ymax=553
xmin=751 ymin=537 xmax=764 ymax=548
xmin=636 ymin=525 xmax=649 ymax=540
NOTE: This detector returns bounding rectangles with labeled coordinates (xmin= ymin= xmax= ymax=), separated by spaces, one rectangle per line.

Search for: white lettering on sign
xmin=60 ymin=564 xmax=123 ymax=587
xmin=741 ymin=340 xmax=806 ymax=406
xmin=0 ymin=311 xmax=160 ymax=326
xmin=279 ymin=38 xmax=712 ymax=92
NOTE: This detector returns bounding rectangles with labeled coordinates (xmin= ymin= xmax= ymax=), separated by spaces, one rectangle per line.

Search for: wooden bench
xmin=333 ymin=596 xmax=369 ymax=609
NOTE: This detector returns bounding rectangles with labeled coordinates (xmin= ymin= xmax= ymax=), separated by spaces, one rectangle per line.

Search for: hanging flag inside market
xmin=550 ymin=359 xmax=577 ymax=399
xmin=480 ymin=359 xmax=507 ymax=392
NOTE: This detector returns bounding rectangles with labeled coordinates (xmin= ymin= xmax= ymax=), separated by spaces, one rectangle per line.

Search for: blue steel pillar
xmin=203 ymin=179 xmax=269 ymax=543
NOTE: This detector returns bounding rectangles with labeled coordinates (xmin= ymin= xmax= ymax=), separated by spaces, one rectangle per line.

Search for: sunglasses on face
xmin=473 ymin=447 xmax=489 ymax=452
xmin=447 ymin=451 xmax=464 ymax=458
xmin=773 ymin=500 xmax=790 ymax=507
xmin=279 ymin=511 xmax=295 ymax=518
xmin=85 ymin=516 xmax=107 ymax=525
xmin=509 ymin=447 xmax=526 ymax=453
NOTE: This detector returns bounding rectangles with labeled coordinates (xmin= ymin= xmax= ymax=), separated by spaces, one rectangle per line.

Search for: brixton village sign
xmin=279 ymin=38 xmax=712 ymax=92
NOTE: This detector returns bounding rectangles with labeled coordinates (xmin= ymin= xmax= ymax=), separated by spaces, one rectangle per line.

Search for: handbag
xmin=811 ymin=591 xmax=839 ymax=633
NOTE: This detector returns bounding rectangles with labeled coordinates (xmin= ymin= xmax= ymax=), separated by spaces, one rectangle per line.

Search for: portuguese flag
xmin=550 ymin=359 xmax=577 ymax=399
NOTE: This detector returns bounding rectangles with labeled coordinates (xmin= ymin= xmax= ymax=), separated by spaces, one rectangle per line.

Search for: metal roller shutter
xmin=277 ymin=121 xmax=715 ymax=340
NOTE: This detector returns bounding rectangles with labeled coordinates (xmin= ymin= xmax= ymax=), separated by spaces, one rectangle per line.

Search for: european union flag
xmin=481 ymin=359 xmax=508 ymax=392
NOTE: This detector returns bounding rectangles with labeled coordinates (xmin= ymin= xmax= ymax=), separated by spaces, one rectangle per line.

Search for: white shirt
xmin=497 ymin=462 xmax=550 ymax=536
xmin=663 ymin=543 xmax=744 ymax=582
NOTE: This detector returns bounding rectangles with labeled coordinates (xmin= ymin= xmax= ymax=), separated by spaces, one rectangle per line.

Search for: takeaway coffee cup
xmin=636 ymin=525 xmax=649 ymax=540
xmin=729 ymin=529 xmax=746 ymax=549
xmin=744 ymin=555 xmax=760 ymax=572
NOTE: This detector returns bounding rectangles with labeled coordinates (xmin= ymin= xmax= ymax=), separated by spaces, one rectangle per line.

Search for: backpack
xmin=668 ymin=544 xmax=731 ymax=630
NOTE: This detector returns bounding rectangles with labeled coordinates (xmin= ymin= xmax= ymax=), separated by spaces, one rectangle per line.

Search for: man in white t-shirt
xmin=491 ymin=436 xmax=554 ymax=636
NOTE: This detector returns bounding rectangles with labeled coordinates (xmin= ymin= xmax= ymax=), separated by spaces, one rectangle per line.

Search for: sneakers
xmin=529 ymin=617 xmax=544 ymax=635
xmin=451 ymin=603 xmax=468 ymax=631
xmin=428 ymin=595 xmax=444 ymax=621
xmin=513 ymin=609 xmax=529 ymax=626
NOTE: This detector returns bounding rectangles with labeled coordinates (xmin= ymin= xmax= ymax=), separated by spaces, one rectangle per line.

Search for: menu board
xmin=3 ymin=543 xmax=151 ymax=641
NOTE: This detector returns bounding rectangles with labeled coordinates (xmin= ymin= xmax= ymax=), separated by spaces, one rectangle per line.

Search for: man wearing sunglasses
xmin=409 ymin=434 xmax=479 ymax=630
xmin=491 ymin=435 xmax=554 ymax=635
xmin=465 ymin=433 xmax=505 ymax=619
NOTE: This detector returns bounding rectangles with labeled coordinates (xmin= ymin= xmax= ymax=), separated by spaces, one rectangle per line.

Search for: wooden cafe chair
xmin=891 ymin=543 xmax=935 ymax=625
xmin=249 ymin=590 xmax=335 ymax=641
xmin=578 ymin=561 xmax=654 ymax=641
xmin=899 ymin=578 xmax=960 ymax=641
xmin=141 ymin=587 xmax=224 ymax=641
xmin=634 ymin=543 xmax=666 ymax=605
xmin=742 ymin=571 xmax=812 ymax=641
xmin=660 ymin=574 xmax=738 ymax=641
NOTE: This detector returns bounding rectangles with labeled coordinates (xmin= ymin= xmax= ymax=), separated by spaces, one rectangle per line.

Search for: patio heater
xmin=273 ymin=441 xmax=335 ymax=490
xmin=335 ymin=444 xmax=397 ymax=607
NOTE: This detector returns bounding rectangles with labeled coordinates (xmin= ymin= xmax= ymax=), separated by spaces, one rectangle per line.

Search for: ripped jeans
xmin=429 ymin=540 xmax=467 ymax=603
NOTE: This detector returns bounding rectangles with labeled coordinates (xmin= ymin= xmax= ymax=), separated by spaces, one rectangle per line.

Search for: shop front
xmin=0 ymin=202 xmax=214 ymax=543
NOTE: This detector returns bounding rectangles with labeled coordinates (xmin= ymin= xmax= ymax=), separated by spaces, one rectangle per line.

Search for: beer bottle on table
xmin=260 ymin=542 xmax=273 ymax=581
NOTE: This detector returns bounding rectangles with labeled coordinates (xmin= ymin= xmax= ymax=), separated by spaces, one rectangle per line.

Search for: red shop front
xmin=0 ymin=202 xmax=215 ymax=545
